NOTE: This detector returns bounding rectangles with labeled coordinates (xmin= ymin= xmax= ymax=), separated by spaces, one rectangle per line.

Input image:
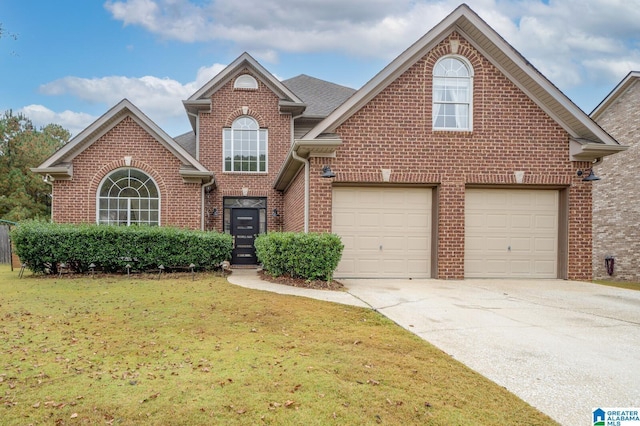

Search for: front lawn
xmin=0 ymin=265 xmax=556 ymax=425
xmin=593 ymin=280 xmax=640 ymax=292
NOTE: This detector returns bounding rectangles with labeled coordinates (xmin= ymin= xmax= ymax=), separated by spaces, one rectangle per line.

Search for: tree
xmin=0 ymin=111 xmax=69 ymax=221
xmin=0 ymin=23 xmax=18 ymax=56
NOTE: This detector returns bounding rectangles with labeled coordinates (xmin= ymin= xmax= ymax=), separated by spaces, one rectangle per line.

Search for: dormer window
xmin=234 ymin=75 xmax=258 ymax=90
xmin=433 ymin=56 xmax=473 ymax=130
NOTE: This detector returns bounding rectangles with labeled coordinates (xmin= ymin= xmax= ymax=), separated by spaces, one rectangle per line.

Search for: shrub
xmin=255 ymin=232 xmax=343 ymax=281
xmin=11 ymin=221 xmax=233 ymax=274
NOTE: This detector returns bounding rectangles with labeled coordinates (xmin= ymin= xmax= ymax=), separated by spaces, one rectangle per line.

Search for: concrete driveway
xmin=341 ymin=278 xmax=640 ymax=426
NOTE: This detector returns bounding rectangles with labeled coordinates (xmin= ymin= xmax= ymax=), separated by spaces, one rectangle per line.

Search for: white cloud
xmin=18 ymin=105 xmax=96 ymax=138
xmin=103 ymin=0 xmax=640 ymax=89
xmin=33 ymin=0 xmax=640 ymax=135
xmin=36 ymin=63 xmax=226 ymax=136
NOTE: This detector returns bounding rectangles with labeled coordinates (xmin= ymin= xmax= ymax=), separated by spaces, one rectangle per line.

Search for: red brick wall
xmin=52 ymin=116 xmax=202 ymax=229
xmin=283 ymin=167 xmax=305 ymax=232
xmin=305 ymin=33 xmax=593 ymax=280
xmin=198 ymin=69 xmax=288 ymax=232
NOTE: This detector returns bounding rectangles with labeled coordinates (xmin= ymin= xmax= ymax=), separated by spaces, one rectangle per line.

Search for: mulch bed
xmin=257 ymin=270 xmax=344 ymax=291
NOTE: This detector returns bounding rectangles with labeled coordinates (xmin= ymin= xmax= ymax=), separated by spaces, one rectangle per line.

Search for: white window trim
xmin=96 ymin=167 xmax=161 ymax=226
xmin=432 ymin=55 xmax=474 ymax=131
xmin=234 ymin=75 xmax=258 ymax=89
xmin=223 ymin=116 xmax=269 ymax=173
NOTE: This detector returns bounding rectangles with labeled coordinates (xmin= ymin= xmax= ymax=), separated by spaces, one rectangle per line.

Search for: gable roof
xmin=183 ymin=52 xmax=307 ymax=130
xmin=301 ymin=4 xmax=623 ymax=159
xmin=282 ymin=75 xmax=356 ymax=118
xmin=590 ymin=71 xmax=640 ymax=121
xmin=33 ymin=99 xmax=214 ymax=184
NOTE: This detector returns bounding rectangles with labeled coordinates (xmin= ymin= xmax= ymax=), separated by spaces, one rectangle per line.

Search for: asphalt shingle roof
xmin=174 ymin=131 xmax=197 ymax=158
xmin=282 ymin=74 xmax=356 ymax=118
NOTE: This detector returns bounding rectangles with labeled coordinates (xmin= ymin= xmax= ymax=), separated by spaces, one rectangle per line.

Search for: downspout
xmin=201 ymin=179 xmax=216 ymax=231
xmin=43 ymin=175 xmax=54 ymax=222
xmin=290 ymin=149 xmax=309 ymax=233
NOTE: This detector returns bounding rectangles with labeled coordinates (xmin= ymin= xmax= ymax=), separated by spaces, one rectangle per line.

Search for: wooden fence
xmin=0 ymin=225 xmax=10 ymax=264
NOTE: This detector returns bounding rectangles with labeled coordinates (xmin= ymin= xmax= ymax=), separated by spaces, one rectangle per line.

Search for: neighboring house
xmin=591 ymin=71 xmax=640 ymax=281
xmin=33 ymin=5 xmax=626 ymax=280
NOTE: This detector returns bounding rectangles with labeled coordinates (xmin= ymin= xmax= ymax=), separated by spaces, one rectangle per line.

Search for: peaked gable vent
xmin=234 ymin=74 xmax=258 ymax=89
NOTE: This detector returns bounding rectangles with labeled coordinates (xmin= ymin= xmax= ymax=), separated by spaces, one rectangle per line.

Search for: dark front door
xmin=231 ymin=208 xmax=259 ymax=264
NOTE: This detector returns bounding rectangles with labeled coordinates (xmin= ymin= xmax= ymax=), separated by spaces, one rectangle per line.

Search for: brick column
xmin=437 ymin=179 xmax=465 ymax=279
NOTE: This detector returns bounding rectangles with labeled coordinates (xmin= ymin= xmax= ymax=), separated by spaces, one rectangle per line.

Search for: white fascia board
xmin=188 ymin=52 xmax=303 ymax=104
xmin=591 ymin=71 xmax=640 ymax=120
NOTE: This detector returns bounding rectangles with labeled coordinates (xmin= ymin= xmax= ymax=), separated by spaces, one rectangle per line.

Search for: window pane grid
xmin=98 ymin=169 xmax=159 ymax=226
xmin=433 ymin=57 xmax=472 ymax=130
xmin=224 ymin=116 xmax=267 ymax=172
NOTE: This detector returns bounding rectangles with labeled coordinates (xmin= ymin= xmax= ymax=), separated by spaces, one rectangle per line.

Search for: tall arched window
xmin=97 ymin=168 xmax=160 ymax=225
xmin=223 ymin=116 xmax=268 ymax=172
xmin=433 ymin=56 xmax=473 ymax=130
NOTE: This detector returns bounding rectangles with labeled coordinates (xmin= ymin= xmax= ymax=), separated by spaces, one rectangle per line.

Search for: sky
xmin=1 ymin=0 xmax=639 ymax=138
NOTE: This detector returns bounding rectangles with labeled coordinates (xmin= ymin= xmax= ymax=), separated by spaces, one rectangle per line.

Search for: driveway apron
xmin=341 ymin=278 xmax=640 ymax=426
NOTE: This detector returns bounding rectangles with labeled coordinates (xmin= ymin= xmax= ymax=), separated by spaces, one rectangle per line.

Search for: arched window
xmin=97 ymin=168 xmax=160 ymax=225
xmin=223 ymin=116 xmax=268 ymax=172
xmin=433 ymin=56 xmax=473 ymax=130
xmin=234 ymin=74 xmax=258 ymax=89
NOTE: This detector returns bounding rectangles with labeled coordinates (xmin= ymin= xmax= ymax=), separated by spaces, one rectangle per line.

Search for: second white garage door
xmin=332 ymin=187 xmax=432 ymax=278
xmin=465 ymin=188 xmax=559 ymax=278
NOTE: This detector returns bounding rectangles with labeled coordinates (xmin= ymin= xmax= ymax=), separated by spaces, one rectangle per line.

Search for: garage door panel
xmin=359 ymin=191 xmax=382 ymax=205
xmin=481 ymin=191 xmax=507 ymax=206
xmin=466 ymin=213 xmax=485 ymax=229
xmin=382 ymin=236 xmax=405 ymax=251
xmin=510 ymin=260 xmax=532 ymax=274
xmin=535 ymin=192 xmax=558 ymax=207
xmin=535 ymin=215 xmax=557 ymax=229
xmin=334 ymin=212 xmax=355 ymax=227
xmin=357 ymin=236 xmax=379 ymax=250
xmin=465 ymin=189 xmax=558 ymax=278
xmin=359 ymin=259 xmax=383 ymax=274
xmin=406 ymin=236 xmax=429 ymax=251
xmin=534 ymin=237 xmax=556 ymax=252
xmin=510 ymin=237 xmax=531 ymax=252
xmin=486 ymin=260 xmax=508 ymax=275
xmin=407 ymin=260 xmax=429 ymax=274
xmin=337 ymin=260 xmax=355 ymax=274
xmin=465 ymin=236 xmax=485 ymax=253
xmin=382 ymin=213 xmax=405 ymax=228
xmin=511 ymin=214 xmax=532 ymax=229
xmin=534 ymin=261 xmax=556 ymax=275
xmin=359 ymin=212 xmax=380 ymax=227
xmin=486 ymin=237 xmax=509 ymax=252
xmin=486 ymin=214 xmax=508 ymax=229
xmin=340 ymin=235 xmax=355 ymax=249
xmin=333 ymin=187 xmax=432 ymax=278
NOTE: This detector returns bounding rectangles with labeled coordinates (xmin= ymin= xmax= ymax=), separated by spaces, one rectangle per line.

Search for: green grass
xmin=0 ymin=265 xmax=556 ymax=425
xmin=593 ymin=280 xmax=640 ymax=291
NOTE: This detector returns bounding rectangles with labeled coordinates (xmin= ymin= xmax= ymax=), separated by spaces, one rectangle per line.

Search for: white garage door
xmin=332 ymin=187 xmax=432 ymax=278
xmin=465 ymin=189 xmax=558 ymax=278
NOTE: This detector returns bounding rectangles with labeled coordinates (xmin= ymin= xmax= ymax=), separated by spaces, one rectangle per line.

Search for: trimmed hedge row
xmin=11 ymin=221 xmax=233 ymax=274
xmin=254 ymin=232 xmax=343 ymax=281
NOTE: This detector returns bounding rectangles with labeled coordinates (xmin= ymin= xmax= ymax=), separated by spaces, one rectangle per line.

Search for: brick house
xmin=591 ymin=71 xmax=639 ymax=281
xmin=33 ymin=5 xmax=625 ymax=279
